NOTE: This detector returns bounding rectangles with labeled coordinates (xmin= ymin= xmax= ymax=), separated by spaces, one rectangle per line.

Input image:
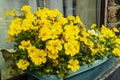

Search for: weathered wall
xmin=107 ymin=0 xmax=120 ymax=29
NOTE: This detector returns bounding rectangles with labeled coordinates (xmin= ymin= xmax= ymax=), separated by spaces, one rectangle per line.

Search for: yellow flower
xmin=8 ymin=18 xmax=22 ymax=36
xmin=50 ymin=29 xmax=59 ymax=39
xmin=74 ymin=16 xmax=83 ymax=25
xmin=46 ymin=39 xmax=62 ymax=53
xmin=5 ymin=9 xmax=15 ymax=16
xmin=53 ymin=9 xmax=63 ymax=18
xmin=88 ymin=59 xmax=91 ymax=63
xmin=64 ymin=24 xmax=80 ymax=35
xmin=46 ymin=39 xmax=62 ymax=59
xmin=21 ymin=5 xmax=31 ymax=14
xmin=30 ymin=49 xmax=47 ymax=65
xmin=113 ymin=38 xmax=120 ymax=45
xmin=67 ymin=59 xmax=80 ymax=72
xmin=6 ymin=35 xmax=14 ymax=43
xmin=112 ymin=48 xmax=120 ymax=57
xmin=50 ymin=23 xmax=63 ymax=39
xmin=101 ymin=25 xmax=115 ymax=38
xmin=17 ymin=59 xmax=29 ymax=70
xmin=98 ymin=45 xmax=105 ymax=52
xmin=67 ymin=16 xmax=75 ymax=21
xmin=39 ymin=26 xmax=51 ymax=41
xmin=81 ymin=29 xmax=89 ymax=37
xmin=26 ymin=13 xmax=34 ymax=20
xmin=90 ymin=24 xmax=96 ymax=29
xmin=79 ymin=36 xmax=88 ymax=44
xmin=113 ymin=27 xmax=119 ymax=32
xmin=64 ymin=41 xmax=80 ymax=56
xmin=47 ymin=51 xmax=58 ymax=59
xmin=58 ymin=17 xmax=68 ymax=26
xmin=63 ymin=24 xmax=80 ymax=41
xmin=19 ymin=40 xmax=31 ymax=50
xmin=27 ymin=46 xmax=37 ymax=56
xmin=90 ymin=48 xmax=97 ymax=56
xmin=47 ymin=8 xmax=63 ymax=20
xmin=63 ymin=32 xmax=75 ymax=41
xmin=98 ymin=35 xmax=106 ymax=43
xmin=21 ymin=19 xmax=34 ymax=31
xmin=86 ymin=40 xmax=94 ymax=48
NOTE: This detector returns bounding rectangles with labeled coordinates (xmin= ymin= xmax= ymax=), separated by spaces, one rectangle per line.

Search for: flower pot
xmin=26 ymin=57 xmax=115 ymax=80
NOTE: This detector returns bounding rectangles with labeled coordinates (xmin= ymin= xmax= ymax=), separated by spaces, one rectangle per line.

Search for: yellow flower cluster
xmin=19 ymin=40 xmax=47 ymax=65
xmin=100 ymin=25 xmax=115 ymax=38
xmin=6 ymin=5 xmax=120 ymax=78
xmin=112 ymin=38 xmax=120 ymax=57
xmin=6 ymin=5 xmax=84 ymax=74
xmin=91 ymin=25 xmax=120 ymax=57
xmin=112 ymin=48 xmax=120 ymax=56
xmin=17 ymin=59 xmax=29 ymax=70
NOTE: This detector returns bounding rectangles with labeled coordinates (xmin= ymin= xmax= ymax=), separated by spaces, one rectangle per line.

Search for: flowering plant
xmin=6 ymin=5 xmax=120 ymax=78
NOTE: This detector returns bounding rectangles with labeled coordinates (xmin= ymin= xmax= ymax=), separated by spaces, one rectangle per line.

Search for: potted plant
xmin=3 ymin=5 xmax=120 ymax=80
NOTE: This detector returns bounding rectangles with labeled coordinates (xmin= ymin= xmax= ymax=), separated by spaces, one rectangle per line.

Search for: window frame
xmin=97 ymin=0 xmax=106 ymax=27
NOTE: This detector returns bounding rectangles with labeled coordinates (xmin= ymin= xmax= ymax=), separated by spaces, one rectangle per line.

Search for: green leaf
xmin=58 ymin=73 xmax=64 ymax=79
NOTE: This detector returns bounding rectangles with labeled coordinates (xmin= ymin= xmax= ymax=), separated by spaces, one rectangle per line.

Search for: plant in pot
xmin=3 ymin=5 xmax=120 ymax=80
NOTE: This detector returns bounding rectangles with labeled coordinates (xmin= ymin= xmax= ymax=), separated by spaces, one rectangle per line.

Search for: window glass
xmin=76 ymin=0 xmax=97 ymax=28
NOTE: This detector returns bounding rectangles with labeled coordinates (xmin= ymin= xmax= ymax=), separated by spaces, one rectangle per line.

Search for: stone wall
xmin=107 ymin=0 xmax=120 ymax=30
